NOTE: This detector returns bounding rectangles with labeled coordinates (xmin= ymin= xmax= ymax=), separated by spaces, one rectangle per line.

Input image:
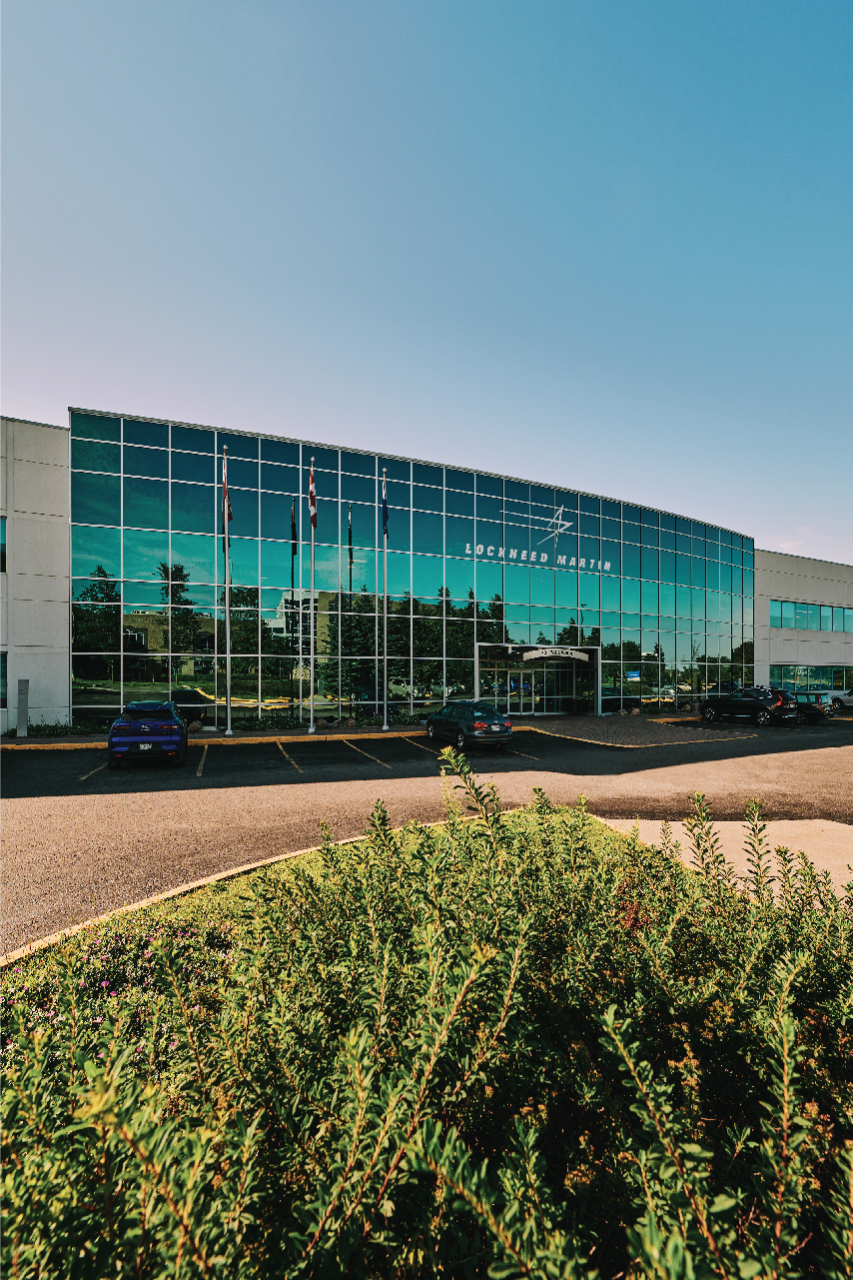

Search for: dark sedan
xmin=793 ymin=693 xmax=832 ymax=724
xmin=108 ymin=701 xmax=188 ymax=768
xmin=701 ymin=687 xmax=796 ymax=726
xmin=425 ymin=701 xmax=512 ymax=750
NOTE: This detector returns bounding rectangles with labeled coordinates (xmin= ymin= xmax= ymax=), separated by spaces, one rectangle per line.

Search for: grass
xmin=3 ymin=752 xmax=852 ymax=1278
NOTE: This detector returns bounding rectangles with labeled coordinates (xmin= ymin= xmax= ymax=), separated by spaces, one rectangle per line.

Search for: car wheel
xmin=832 ymin=698 xmax=843 ymax=712
xmin=795 ymin=709 xmax=806 ymax=725
xmin=756 ymin=709 xmax=771 ymax=727
xmin=107 ymin=755 xmax=120 ymax=770
xmin=427 ymin=723 xmax=435 ymax=740
xmin=173 ymin=752 xmax=186 ymax=767
xmin=702 ymin=706 xmax=716 ymax=722
xmin=456 ymin=731 xmax=466 ymax=750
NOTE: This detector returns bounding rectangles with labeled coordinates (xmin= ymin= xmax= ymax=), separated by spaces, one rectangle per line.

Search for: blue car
xmin=108 ymin=701 xmax=188 ymax=769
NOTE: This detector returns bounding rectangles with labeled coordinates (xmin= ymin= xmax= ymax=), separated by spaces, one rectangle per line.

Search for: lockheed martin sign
xmin=522 ymin=647 xmax=589 ymax=663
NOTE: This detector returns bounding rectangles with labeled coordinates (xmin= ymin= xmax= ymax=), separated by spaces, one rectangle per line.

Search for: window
xmin=0 ymin=652 xmax=6 ymax=707
xmin=0 ymin=517 xmax=5 ymax=573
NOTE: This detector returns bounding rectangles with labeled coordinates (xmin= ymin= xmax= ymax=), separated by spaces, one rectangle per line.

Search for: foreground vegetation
xmin=3 ymin=752 xmax=852 ymax=1278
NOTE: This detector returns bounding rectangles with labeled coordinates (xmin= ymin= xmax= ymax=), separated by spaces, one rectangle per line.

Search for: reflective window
xmin=124 ymin=477 xmax=168 ymax=530
xmin=124 ymin=529 xmax=170 ymax=580
xmin=171 ymin=425 xmax=214 ymax=453
xmin=261 ymin=463 xmax=299 ymax=494
xmin=72 ymin=438 xmax=120 ymax=473
xmin=71 ymin=413 xmax=121 ymax=443
xmin=72 ymin=472 xmax=121 ymax=526
xmin=124 ymin=446 xmax=169 ymax=479
xmin=217 ymin=432 xmax=258 ymax=460
xmin=172 ymin=451 xmax=215 ymax=484
xmin=124 ymin=420 xmax=169 ymax=448
xmin=223 ymin=457 xmax=258 ymax=489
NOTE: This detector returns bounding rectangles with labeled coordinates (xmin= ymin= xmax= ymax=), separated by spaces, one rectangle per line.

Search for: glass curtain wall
xmin=69 ymin=411 xmax=755 ymax=722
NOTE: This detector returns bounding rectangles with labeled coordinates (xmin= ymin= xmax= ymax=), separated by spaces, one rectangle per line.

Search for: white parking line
xmin=276 ymin=741 xmax=303 ymax=772
xmin=80 ymin=762 xmax=108 ymax=781
xmin=343 ymin=739 xmax=393 ymax=770
xmin=505 ymin=747 xmax=540 ymax=761
xmin=403 ymin=736 xmax=440 ymax=754
xmin=196 ymin=744 xmax=208 ymax=778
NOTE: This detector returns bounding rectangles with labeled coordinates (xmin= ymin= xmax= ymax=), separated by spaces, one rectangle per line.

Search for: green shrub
xmin=3 ymin=753 xmax=852 ymax=1278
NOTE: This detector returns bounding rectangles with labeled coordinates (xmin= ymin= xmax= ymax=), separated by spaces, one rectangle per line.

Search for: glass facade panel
xmin=67 ymin=413 xmax=756 ymax=719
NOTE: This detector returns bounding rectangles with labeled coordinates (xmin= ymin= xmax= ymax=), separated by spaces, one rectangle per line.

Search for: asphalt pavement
xmin=2 ymin=719 xmax=852 ymax=956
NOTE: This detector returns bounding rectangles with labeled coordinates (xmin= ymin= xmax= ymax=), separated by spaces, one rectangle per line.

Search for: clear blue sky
xmin=3 ymin=1 xmax=851 ymax=560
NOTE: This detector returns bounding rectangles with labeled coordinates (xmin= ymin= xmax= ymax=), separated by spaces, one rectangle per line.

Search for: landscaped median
xmin=3 ymin=751 xmax=852 ymax=1277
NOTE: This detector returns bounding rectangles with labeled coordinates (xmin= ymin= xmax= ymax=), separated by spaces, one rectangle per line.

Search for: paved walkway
xmin=598 ymin=817 xmax=853 ymax=896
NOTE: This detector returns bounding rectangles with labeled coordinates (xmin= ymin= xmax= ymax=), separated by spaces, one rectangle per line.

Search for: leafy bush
xmin=3 ymin=752 xmax=852 ymax=1278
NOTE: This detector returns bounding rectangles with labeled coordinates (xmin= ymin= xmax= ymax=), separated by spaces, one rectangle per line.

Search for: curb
xmin=0 ymin=728 xmax=431 ymax=751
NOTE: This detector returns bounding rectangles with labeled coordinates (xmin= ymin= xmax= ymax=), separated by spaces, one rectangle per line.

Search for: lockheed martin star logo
xmin=538 ymin=506 xmax=575 ymax=546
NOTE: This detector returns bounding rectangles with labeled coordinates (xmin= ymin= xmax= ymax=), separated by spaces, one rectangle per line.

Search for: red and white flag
xmin=222 ymin=454 xmax=233 ymax=556
xmin=308 ymin=460 xmax=317 ymax=531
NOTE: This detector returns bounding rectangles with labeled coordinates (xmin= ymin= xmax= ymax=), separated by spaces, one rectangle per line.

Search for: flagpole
xmin=382 ymin=468 xmax=389 ymax=732
xmin=223 ymin=446 xmax=233 ymax=737
xmin=308 ymin=457 xmax=316 ymax=735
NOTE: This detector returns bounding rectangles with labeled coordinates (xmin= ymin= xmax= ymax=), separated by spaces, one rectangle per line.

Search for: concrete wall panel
xmin=13 ymin=598 xmax=70 ymax=648
xmin=12 ymin=420 xmax=69 ymax=468
xmin=12 ymin=459 xmax=70 ymax=518
xmin=10 ymin=518 xmax=70 ymax=582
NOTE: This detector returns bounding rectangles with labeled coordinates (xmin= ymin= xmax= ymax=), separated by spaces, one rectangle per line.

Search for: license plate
xmin=139 ymin=743 xmax=152 ymax=751
xmin=490 ymin=725 xmax=501 ymax=731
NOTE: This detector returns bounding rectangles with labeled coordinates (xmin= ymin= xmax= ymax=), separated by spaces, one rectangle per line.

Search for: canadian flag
xmin=222 ymin=452 xmax=233 ymax=555
xmin=308 ymin=460 xmax=317 ymax=530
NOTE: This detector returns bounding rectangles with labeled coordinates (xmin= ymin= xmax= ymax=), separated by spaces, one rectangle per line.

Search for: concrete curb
xmin=0 ymin=729 xmax=431 ymax=751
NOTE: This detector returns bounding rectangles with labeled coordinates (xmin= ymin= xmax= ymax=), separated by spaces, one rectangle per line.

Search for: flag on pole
xmin=291 ymin=499 xmax=298 ymax=558
xmin=381 ymin=472 xmax=389 ymax=540
xmin=222 ymin=454 xmax=233 ymax=556
xmin=308 ymin=463 xmax=317 ymax=530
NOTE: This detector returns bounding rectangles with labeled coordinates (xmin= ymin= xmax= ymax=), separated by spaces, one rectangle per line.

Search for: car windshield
xmin=122 ymin=703 xmax=175 ymax=721
xmin=468 ymin=703 xmax=502 ymax=717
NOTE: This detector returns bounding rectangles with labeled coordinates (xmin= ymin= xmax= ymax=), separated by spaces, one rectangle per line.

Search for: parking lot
xmin=3 ymin=718 xmax=852 ymax=956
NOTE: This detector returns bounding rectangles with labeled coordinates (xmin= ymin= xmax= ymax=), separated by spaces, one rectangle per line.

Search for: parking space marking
xmin=276 ymin=741 xmax=303 ymax=772
xmin=403 ymin=736 xmax=441 ymax=754
xmin=505 ymin=747 xmax=540 ymax=761
xmin=343 ymin=739 xmax=393 ymax=770
xmin=80 ymin=762 xmax=108 ymax=781
xmin=196 ymin=744 xmax=208 ymax=778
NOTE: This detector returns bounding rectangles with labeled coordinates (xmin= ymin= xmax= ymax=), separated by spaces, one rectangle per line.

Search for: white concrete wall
xmin=754 ymin=548 xmax=853 ymax=686
xmin=1 ymin=417 xmax=71 ymax=731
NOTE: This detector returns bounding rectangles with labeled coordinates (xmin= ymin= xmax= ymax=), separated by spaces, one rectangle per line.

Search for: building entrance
xmin=476 ymin=644 xmax=600 ymax=715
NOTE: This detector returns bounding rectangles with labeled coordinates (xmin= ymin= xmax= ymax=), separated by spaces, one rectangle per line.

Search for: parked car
xmin=425 ymin=701 xmax=512 ymax=750
xmin=701 ymin=687 xmax=796 ymax=726
xmin=793 ymin=693 xmax=832 ymax=724
xmin=172 ymin=686 xmax=212 ymax=725
xmin=831 ymin=688 xmax=853 ymax=712
xmin=108 ymin=701 xmax=188 ymax=768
